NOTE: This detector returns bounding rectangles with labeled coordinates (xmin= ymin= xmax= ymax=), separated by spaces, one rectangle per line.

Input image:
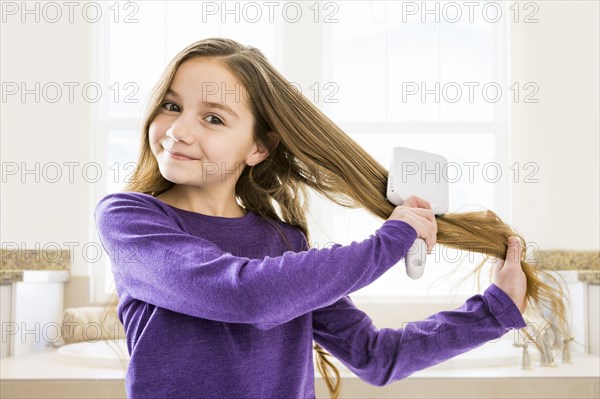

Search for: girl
xmin=95 ymin=38 xmax=566 ymax=399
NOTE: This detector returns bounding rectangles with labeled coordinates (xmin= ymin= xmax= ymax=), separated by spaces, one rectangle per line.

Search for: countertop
xmin=532 ymin=250 xmax=599 ymax=284
xmin=1 ymin=249 xmax=70 ymax=284
xmin=1 ymin=348 xmax=598 ymax=399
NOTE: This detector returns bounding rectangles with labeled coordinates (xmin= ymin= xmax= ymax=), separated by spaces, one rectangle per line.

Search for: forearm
xmin=312 ymin=283 xmax=527 ymax=386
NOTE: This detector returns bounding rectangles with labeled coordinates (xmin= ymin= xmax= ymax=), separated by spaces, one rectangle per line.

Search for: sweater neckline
xmin=146 ymin=193 xmax=260 ymax=227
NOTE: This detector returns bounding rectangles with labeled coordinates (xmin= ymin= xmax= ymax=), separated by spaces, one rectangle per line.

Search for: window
xmin=319 ymin=0 xmax=509 ymax=298
xmin=91 ymin=0 xmax=509 ymax=302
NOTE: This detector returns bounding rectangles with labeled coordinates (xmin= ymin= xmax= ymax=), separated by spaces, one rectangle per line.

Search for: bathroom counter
xmin=1 ymin=348 xmax=126 ymax=380
xmin=0 ymin=249 xmax=71 ymax=284
xmin=534 ymin=250 xmax=600 ymax=283
xmin=320 ymin=353 xmax=599 ymax=399
xmin=1 ymin=348 xmax=599 ymax=399
xmin=1 ymin=348 xmax=125 ymax=399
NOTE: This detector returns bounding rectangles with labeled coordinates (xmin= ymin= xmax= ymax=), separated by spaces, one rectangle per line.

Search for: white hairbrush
xmin=387 ymin=147 xmax=449 ymax=279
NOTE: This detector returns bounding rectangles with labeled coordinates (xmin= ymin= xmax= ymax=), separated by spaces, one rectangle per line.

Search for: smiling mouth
xmin=166 ymin=149 xmax=197 ymax=161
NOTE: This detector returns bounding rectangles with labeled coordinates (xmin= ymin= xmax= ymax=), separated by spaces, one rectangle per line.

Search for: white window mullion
xmin=494 ymin=2 xmax=511 ymax=223
xmin=89 ymin=3 xmax=113 ymax=305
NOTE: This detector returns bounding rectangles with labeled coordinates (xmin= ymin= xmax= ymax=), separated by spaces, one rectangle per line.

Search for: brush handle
xmin=405 ymin=238 xmax=427 ymax=279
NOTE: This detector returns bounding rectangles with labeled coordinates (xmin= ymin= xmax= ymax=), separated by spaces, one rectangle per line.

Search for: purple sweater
xmin=94 ymin=192 xmax=526 ymax=399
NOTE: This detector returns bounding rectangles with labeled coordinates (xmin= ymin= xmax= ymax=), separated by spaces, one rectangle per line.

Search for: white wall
xmin=509 ymin=1 xmax=599 ymax=250
xmin=1 ymin=5 xmax=93 ymax=277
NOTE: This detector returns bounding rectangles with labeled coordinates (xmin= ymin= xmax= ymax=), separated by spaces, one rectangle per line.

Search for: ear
xmin=247 ymin=131 xmax=280 ymax=166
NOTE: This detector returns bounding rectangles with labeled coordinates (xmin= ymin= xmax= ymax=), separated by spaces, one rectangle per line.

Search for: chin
xmin=157 ymin=164 xmax=190 ymax=185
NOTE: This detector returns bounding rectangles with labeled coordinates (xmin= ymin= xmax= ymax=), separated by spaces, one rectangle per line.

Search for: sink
xmin=429 ymin=339 xmax=521 ymax=369
xmin=55 ymin=340 xmax=130 ymax=369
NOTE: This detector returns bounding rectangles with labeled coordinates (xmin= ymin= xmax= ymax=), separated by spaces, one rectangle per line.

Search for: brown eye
xmin=162 ymin=102 xmax=180 ymax=112
xmin=205 ymin=115 xmax=224 ymax=126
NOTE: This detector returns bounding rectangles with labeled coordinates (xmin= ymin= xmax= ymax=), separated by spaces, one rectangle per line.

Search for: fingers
xmin=396 ymin=202 xmax=435 ymax=222
xmin=505 ymin=236 xmax=523 ymax=265
xmin=491 ymin=258 xmax=503 ymax=283
xmin=492 ymin=258 xmax=504 ymax=270
xmin=406 ymin=212 xmax=436 ymax=252
xmin=493 ymin=237 xmax=527 ymax=314
xmin=397 ymin=195 xmax=437 ymax=253
xmin=425 ymin=229 xmax=436 ymax=253
xmin=493 ymin=237 xmax=521 ymax=278
xmin=418 ymin=218 xmax=436 ymax=253
xmin=406 ymin=207 xmax=436 ymax=223
xmin=402 ymin=195 xmax=432 ymax=210
xmin=402 ymin=196 xmax=437 ymax=252
xmin=399 ymin=212 xmax=436 ymax=253
xmin=401 ymin=196 xmax=435 ymax=225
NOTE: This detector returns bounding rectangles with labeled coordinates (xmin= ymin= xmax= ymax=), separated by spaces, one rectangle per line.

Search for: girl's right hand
xmin=387 ymin=195 xmax=437 ymax=253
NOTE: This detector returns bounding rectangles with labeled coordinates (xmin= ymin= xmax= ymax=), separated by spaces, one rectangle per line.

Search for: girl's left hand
xmin=492 ymin=237 xmax=528 ymax=314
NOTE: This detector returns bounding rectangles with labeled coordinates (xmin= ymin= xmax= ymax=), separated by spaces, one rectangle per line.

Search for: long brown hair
xmin=102 ymin=37 xmax=570 ymax=399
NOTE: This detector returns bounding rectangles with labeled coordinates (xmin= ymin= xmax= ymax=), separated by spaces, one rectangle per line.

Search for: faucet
xmin=538 ymin=325 xmax=557 ymax=367
xmin=536 ymin=321 xmax=576 ymax=366
xmin=515 ymin=319 xmax=573 ymax=368
xmin=561 ymin=335 xmax=574 ymax=364
xmin=513 ymin=341 xmax=534 ymax=370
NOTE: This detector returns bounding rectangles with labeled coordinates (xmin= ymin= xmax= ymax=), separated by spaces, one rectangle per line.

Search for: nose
xmin=165 ymin=115 xmax=196 ymax=143
xmin=166 ymin=127 xmax=180 ymax=142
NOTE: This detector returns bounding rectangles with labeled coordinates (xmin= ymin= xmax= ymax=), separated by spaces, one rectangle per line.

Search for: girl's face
xmin=149 ymin=57 xmax=267 ymax=188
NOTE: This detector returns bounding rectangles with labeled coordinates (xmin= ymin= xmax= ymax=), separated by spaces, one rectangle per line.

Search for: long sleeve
xmin=94 ymin=192 xmax=418 ymax=331
xmin=311 ymin=284 xmax=527 ymax=386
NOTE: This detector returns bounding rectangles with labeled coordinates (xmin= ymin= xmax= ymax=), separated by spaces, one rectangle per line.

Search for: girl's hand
xmin=492 ymin=237 xmax=528 ymax=314
xmin=387 ymin=195 xmax=437 ymax=253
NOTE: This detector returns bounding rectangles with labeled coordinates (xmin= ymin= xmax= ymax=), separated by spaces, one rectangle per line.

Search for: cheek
xmin=148 ymin=120 xmax=165 ymax=146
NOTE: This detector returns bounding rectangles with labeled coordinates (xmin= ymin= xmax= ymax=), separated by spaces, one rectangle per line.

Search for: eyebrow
xmin=165 ymin=88 xmax=239 ymax=119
